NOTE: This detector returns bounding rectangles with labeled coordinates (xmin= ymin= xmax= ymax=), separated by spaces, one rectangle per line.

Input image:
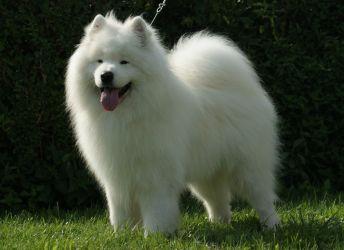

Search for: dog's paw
xmin=261 ymin=214 xmax=281 ymax=230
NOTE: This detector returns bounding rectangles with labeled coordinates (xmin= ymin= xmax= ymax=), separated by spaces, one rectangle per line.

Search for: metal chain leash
xmin=150 ymin=0 xmax=167 ymax=25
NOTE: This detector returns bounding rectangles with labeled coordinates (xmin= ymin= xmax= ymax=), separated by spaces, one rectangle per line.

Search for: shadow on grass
xmin=178 ymin=214 xmax=343 ymax=248
xmin=179 ymin=191 xmax=343 ymax=248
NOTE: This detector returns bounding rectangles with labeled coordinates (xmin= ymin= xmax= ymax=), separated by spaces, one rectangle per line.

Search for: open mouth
xmin=99 ymin=82 xmax=132 ymax=111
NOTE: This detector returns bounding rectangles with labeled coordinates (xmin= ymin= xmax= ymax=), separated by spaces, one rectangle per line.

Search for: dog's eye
xmin=120 ymin=60 xmax=129 ymax=65
xmin=97 ymin=59 xmax=103 ymax=63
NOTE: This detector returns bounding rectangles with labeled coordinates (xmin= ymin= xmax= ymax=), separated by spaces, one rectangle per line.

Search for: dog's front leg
xmin=105 ymin=188 xmax=139 ymax=231
xmin=139 ymin=189 xmax=180 ymax=236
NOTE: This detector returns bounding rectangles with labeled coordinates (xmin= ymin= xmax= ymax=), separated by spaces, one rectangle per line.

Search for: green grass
xmin=1 ymin=192 xmax=343 ymax=249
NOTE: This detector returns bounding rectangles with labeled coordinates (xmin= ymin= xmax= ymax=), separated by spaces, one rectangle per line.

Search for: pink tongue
xmin=100 ymin=89 xmax=119 ymax=111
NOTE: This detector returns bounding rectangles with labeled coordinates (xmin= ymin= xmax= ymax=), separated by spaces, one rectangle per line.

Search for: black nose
xmin=101 ymin=71 xmax=114 ymax=85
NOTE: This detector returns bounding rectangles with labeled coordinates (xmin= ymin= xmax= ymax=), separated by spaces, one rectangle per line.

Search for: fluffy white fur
xmin=65 ymin=13 xmax=280 ymax=235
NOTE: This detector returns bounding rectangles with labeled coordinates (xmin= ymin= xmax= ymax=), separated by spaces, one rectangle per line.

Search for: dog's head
xmin=66 ymin=13 xmax=166 ymax=112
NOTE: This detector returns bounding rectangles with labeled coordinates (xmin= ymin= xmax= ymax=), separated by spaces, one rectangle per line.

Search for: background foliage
xmin=0 ymin=0 xmax=343 ymax=209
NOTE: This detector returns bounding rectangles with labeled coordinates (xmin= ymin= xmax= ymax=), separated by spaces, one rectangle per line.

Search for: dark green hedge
xmin=1 ymin=1 xmax=343 ymax=209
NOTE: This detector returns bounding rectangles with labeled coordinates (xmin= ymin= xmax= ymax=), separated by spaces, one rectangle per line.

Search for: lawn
xmin=1 ymin=192 xmax=343 ymax=249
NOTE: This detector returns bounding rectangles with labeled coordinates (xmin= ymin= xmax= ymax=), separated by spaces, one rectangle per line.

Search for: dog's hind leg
xmin=189 ymin=172 xmax=232 ymax=223
xmin=231 ymin=163 xmax=280 ymax=229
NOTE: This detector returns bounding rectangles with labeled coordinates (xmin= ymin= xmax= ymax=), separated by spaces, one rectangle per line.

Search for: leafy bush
xmin=0 ymin=0 xmax=343 ymax=209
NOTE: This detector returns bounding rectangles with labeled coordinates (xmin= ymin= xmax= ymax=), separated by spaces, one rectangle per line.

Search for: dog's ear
xmin=87 ymin=14 xmax=106 ymax=34
xmin=131 ymin=16 xmax=151 ymax=46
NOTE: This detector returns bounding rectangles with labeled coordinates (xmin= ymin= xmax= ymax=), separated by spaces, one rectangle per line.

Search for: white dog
xmin=65 ymin=13 xmax=280 ymax=235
